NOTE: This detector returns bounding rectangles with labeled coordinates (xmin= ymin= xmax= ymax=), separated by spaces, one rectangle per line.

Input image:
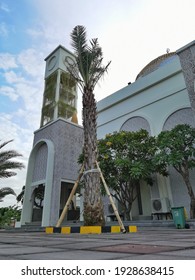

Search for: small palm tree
xmin=66 ymin=25 xmax=111 ymax=225
xmin=0 ymin=139 xmax=24 ymax=202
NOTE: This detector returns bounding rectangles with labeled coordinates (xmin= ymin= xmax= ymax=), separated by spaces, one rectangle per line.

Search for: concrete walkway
xmin=0 ymin=227 xmax=195 ymax=259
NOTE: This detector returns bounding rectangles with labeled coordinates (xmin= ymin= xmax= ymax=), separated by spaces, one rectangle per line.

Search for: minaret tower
xmin=41 ymin=45 xmax=78 ymax=126
xmin=21 ymin=46 xmax=83 ymax=227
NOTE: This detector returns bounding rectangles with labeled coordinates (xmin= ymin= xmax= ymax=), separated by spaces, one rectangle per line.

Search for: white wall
xmin=97 ymin=54 xmax=192 ymax=218
xmin=97 ymin=56 xmax=190 ymax=138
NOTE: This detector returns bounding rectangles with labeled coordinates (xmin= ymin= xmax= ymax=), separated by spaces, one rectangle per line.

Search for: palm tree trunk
xmin=82 ymin=87 xmax=105 ymax=226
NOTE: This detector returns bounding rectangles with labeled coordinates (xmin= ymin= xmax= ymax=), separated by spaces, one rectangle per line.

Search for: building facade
xmin=97 ymin=40 xmax=195 ymax=219
xmin=21 ymin=40 xmax=195 ymax=226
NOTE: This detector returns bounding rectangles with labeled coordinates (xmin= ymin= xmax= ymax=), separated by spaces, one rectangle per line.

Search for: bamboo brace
xmin=56 ymin=164 xmax=84 ymax=227
xmin=96 ymin=161 xmax=126 ymax=233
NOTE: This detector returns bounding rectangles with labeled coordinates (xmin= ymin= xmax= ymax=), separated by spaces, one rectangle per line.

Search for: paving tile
xmin=1 ymin=228 xmax=195 ymax=260
xmin=93 ymin=243 xmax=182 ymax=254
xmin=18 ymin=250 xmax=132 ymax=260
xmin=159 ymin=248 xmax=195 ymax=258
xmin=141 ymin=240 xmax=194 ymax=248
xmin=121 ymin=253 xmax=195 ymax=260
xmin=0 ymin=245 xmax=65 ymax=256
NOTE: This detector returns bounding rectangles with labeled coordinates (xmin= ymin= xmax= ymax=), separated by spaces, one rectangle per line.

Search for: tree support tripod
xmin=56 ymin=162 xmax=126 ymax=233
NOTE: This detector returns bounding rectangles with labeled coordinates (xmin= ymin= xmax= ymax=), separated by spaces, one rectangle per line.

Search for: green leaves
xmin=97 ymin=124 xmax=195 ymax=219
xmin=98 ymin=130 xmax=162 ymax=220
xmin=96 ymin=125 xmax=195 ymax=219
xmin=156 ymin=124 xmax=195 ymax=171
xmin=70 ymin=25 xmax=87 ymax=55
xmin=67 ymin=25 xmax=111 ymax=91
xmin=0 ymin=140 xmax=24 ymax=203
xmin=98 ymin=125 xmax=195 ymax=195
xmin=157 ymin=124 xmax=195 ymax=218
xmin=0 ymin=187 xmax=16 ymax=202
xmin=0 ymin=140 xmax=25 ymax=179
xmin=98 ymin=129 xmax=162 ymax=188
xmin=0 ymin=205 xmax=21 ymax=227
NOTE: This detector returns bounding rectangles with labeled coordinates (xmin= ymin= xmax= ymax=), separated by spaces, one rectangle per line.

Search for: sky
xmin=0 ymin=0 xmax=194 ymax=207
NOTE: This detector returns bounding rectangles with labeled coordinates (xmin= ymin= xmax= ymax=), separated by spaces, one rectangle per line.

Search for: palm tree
xmin=66 ymin=25 xmax=111 ymax=225
xmin=0 ymin=139 xmax=24 ymax=202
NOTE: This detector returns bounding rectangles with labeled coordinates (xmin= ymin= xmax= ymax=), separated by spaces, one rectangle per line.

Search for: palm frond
xmin=70 ymin=25 xmax=87 ymax=55
xmin=0 ymin=139 xmax=13 ymax=149
xmin=0 ymin=150 xmax=23 ymax=162
xmin=65 ymin=58 xmax=81 ymax=80
xmin=0 ymin=140 xmax=25 ymax=179
xmin=70 ymin=26 xmax=89 ymax=84
xmin=69 ymin=25 xmax=111 ymax=91
xmin=88 ymin=39 xmax=111 ymax=89
xmin=0 ymin=187 xmax=16 ymax=202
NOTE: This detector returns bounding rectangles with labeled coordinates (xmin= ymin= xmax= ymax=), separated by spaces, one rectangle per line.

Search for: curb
xmin=45 ymin=225 xmax=137 ymax=234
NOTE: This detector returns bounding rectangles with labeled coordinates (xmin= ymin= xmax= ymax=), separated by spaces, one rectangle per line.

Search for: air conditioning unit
xmin=151 ymin=198 xmax=170 ymax=213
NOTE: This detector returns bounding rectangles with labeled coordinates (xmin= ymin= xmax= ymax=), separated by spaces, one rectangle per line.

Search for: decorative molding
xmin=177 ymin=44 xmax=195 ymax=118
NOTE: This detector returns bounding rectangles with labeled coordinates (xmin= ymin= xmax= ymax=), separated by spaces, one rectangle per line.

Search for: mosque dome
xmin=136 ymin=52 xmax=177 ymax=80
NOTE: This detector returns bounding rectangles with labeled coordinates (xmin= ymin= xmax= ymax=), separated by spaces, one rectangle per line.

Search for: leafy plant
xmin=156 ymin=124 xmax=195 ymax=218
xmin=98 ymin=130 xmax=167 ymax=220
xmin=0 ymin=206 xmax=21 ymax=228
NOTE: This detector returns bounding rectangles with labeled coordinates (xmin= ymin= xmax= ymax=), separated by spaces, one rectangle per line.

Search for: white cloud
xmin=0 ymin=22 xmax=9 ymax=36
xmin=0 ymin=2 xmax=10 ymax=12
xmin=0 ymin=113 xmax=32 ymax=152
xmin=0 ymin=112 xmax=33 ymax=205
xmin=4 ymin=70 xmax=25 ymax=84
xmin=26 ymin=27 xmax=44 ymax=39
xmin=0 ymin=53 xmax=17 ymax=70
xmin=0 ymin=85 xmax=18 ymax=101
xmin=0 ymin=47 xmax=45 ymax=208
xmin=15 ymin=82 xmax=42 ymax=111
xmin=0 ymin=49 xmax=44 ymax=128
xmin=17 ymin=48 xmax=44 ymax=77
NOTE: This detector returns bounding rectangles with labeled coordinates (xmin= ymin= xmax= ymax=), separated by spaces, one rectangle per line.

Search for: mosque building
xmin=21 ymin=40 xmax=195 ymax=226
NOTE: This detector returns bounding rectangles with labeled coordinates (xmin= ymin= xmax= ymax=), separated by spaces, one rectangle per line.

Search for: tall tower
xmin=21 ymin=46 xmax=83 ymax=227
xmin=41 ymin=45 xmax=78 ymax=126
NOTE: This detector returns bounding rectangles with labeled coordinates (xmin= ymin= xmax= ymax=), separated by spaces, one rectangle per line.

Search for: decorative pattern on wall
xmin=163 ymin=108 xmax=195 ymax=131
xmin=32 ymin=143 xmax=48 ymax=182
xmin=33 ymin=119 xmax=83 ymax=182
xmin=120 ymin=116 xmax=151 ymax=134
xmin=177 ymin=45 xmax=195 ymax=116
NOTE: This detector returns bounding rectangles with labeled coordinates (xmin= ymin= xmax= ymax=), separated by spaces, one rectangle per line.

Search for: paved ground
xmin=0 ymin=227 xmax=195 ymax=260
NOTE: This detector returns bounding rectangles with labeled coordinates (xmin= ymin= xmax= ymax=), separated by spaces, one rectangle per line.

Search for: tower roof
xmin=44 ymin=45 xmax=75 ymax=61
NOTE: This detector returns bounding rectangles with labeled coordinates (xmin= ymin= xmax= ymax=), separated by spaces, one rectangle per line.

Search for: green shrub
xmin=0 ymin=205 xmax=21 ymax=228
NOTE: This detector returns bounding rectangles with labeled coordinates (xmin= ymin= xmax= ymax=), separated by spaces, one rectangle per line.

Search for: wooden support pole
xmin=96 ymin=161 xmax=126 ymax=233
xmin=56 ymin=164 xmax=84 ymax=227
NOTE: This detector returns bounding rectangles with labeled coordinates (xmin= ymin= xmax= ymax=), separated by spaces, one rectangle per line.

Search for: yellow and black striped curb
xmin=45 ymin=225 xmax=137 ymax=234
